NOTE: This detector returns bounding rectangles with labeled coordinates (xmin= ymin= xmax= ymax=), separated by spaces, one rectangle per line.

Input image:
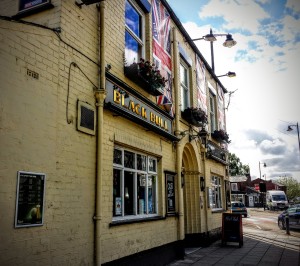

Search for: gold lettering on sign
xmin=164 ymin=121 xmax=168 ymax=131
xmin=141 ymin=107 xmax=147 ymax=119
xmin=113 ymin=88 xmax=169 ymax=131
xmin=135 ymin=104 xmax=141 ymax=115
xmin=150 ymin=112 xmax=155 ymax=123
xmin=113 ymin=90 xmax=121 ymax=104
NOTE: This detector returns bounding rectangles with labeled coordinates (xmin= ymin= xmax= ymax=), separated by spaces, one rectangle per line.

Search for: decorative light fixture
xmin=191 ymin=28 xmax=237 ymax=73
xmin=189 ymin=129 xmax=208 ymax=147
xmin=217 ymin=71 xmax=236 ymax=78
xmin=200 ymin=176 xmax=205 ymax=192
xmin=287 ymin=122 xmax=300 ymax=156
xmin=181 ymin=168 xmax=185 ymax=188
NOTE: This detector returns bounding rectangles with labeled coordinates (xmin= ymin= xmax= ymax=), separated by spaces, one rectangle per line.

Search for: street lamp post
xmin=191 ymin=28 xmax=237 ymax=73
xmin=259 ymin=161 xmax=267 ymax=209
xmin=259 ymin=161 xmax=267 ymax=180
xmin=287 ymin=122 xmax=300 ymax=157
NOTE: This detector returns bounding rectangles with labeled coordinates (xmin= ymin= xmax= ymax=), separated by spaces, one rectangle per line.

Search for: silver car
xmin=231 ymin=201 xmax=248 ymax=217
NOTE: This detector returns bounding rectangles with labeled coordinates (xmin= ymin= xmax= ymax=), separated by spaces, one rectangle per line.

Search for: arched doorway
xmin=182 ymin=143 xmax=204 ymax=243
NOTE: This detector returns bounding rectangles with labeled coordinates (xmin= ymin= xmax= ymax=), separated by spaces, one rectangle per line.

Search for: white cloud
xmin=198 ymin=0 xmax=270 ymax=33
xmin=286 ymin=0 xmax=300 ymax=14
xmin=179 ymin=0 xmax=300 ymax=182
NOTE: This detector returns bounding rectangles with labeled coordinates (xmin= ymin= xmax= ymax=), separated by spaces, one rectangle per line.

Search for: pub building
xmin=0 ymin=0 xmax=231 ymax=265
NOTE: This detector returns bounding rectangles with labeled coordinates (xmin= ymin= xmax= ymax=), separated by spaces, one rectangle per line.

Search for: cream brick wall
xmin=0 ymin=0 xmax=227 ymax=264
xmin=0 ymin=0 xmax=98 ymax=264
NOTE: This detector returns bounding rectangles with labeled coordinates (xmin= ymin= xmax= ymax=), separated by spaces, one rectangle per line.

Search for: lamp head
xmin=203 ymin=33 xmax=217 ymax=42
xmin=227 ymin=71 xmax=236 ymax=77
xmin=223 ymin=34 xmax=237 ymax=48
xmin=287 ymin=125 xmax=293 ymax=131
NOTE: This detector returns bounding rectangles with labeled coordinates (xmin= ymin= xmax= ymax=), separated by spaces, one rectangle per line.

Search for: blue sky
xmin=167 ymin=0 xmax=300 ymax=182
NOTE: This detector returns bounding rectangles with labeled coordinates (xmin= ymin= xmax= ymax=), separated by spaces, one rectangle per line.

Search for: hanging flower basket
xmin=181 ymin=107 xmax=208 ymax=127
xmin=124 ymin=58 xmax=166 ymax=96
xmin=211 ymin=129 xmax=231 ymax=143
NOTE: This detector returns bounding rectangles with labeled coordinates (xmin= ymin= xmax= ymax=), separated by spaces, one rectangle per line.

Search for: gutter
xmin=94 ymin=1 xmax=106 ymax=265
xmin=173 ymin=28 xmax=185 ymax=249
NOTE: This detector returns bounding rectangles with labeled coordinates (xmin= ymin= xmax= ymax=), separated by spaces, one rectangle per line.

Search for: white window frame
xmin=113 ymin=147 xmax=158 ymax=221
xmin=209 ymin=90 xmax=217 ymax=132
xmin=210 ymin=176 xmax=223 ymax=210
xmin=180 ymin=61 xmax=190 ymax=111
xmin=125 ymin=0 xmax=145 ymax=64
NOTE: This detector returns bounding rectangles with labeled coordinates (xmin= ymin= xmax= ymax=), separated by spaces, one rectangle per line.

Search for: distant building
xmin=229 ymin=176 xmax=286 ymax=207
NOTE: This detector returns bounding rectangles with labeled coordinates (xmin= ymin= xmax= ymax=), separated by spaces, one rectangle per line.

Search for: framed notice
xmin=166 ymin=173 xmax=175 ymax=214
xmin=15 ymin=171 xmax=46 ymax=228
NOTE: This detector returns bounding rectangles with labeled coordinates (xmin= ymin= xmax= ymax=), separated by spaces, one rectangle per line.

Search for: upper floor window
xmin=113 ymin=147 xmax=158 ymax=219
xmin=209 ymin=91 xmax=217 ymax=132
xmin=125 ymin=0 xmax=145 ymax=65
xmin=180 ymin=62 xmax=190 ymax=111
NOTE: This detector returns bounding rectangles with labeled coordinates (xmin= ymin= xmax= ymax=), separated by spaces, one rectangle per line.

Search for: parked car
xmin=230 ymin=201 xmax=248 ymax=217
xmin=278 ymin=204 xmax=300 ymax=230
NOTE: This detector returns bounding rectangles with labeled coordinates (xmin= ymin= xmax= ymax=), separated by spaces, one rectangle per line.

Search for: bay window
xmin=113 ymin=147 xmax=158 ymax=219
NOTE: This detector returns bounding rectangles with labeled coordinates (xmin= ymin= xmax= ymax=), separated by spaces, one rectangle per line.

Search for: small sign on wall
xmin=19 ymin=0 xmax=50 ymax=12
xmin=166 ymin=173 xmax=175 ymax=214
xmin=15 ymin=171 xmax=46 ymax=228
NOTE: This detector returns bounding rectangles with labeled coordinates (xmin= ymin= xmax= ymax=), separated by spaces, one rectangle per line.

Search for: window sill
xmin=110 ymin=215 xmax=165 ymax=227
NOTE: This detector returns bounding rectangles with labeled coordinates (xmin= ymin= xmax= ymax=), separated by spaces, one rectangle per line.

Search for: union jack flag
xmin=152 ymin=0 xmax=173 ymax=116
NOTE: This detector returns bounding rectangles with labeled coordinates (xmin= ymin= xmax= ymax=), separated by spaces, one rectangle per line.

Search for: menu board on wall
xmin=15 ymin=171 xmax=46 ymax=228
xmin=166 ymin=173 xmax=175 ymax=214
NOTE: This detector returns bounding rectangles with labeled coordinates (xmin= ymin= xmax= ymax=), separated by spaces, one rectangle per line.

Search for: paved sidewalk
xmin=168 ymin=228 xmax=300 ymax=266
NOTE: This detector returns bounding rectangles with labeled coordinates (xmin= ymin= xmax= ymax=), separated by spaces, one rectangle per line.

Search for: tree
xmin=228 ymin=152 xmax=250 ymax=176
xmin=276 ymin=176 xmax=300 ymax=201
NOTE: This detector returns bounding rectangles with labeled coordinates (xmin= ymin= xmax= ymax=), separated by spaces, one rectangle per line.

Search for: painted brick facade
xmin=0 ymin=0 xmax=230 ymax=265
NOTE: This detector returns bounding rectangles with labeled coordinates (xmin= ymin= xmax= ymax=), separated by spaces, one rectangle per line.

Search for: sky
xmin=167 ymin=0 xmax=300 ymax=182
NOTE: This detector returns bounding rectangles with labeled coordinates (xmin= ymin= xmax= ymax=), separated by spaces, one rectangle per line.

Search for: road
xmin=168 ymin=209 xmax=300 ymax=265
xmin=243 ymin=208 xmax=300 ymax=238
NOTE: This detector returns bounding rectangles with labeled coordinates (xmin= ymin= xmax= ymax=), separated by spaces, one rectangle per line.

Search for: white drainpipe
xmin=94 ymin=1 xmax=106 ymax=265
xmin=173 ymin=28 xmax=185 ymax=243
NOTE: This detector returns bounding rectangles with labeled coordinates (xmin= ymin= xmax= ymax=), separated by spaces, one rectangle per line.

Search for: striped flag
xmin=196 ymin=55 xmax=207 ymax=114
xmin=152 ymin=0 xmax=173 ymax=115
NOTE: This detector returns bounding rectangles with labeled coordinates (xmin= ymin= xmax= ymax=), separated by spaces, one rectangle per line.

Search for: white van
xmin=266 ymin=190 xmax=288 ymax=210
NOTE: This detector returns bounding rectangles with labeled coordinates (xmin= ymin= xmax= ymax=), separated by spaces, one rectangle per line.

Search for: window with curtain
xmin=113 ymin=147 xmax=158 ymax=219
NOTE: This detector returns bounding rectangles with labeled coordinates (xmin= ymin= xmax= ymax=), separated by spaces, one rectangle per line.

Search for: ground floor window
xmin=113 ymin=147 xmax=158 ymax=218
xmin=209 ymin=176 xmax=223 ymax=209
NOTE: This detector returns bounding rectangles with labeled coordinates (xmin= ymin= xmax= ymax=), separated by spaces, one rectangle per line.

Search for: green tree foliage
xmin=276 ymin=176 xmax=300 ymax=201
xmin=228 ymin=153 xmax=250 ymax=176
